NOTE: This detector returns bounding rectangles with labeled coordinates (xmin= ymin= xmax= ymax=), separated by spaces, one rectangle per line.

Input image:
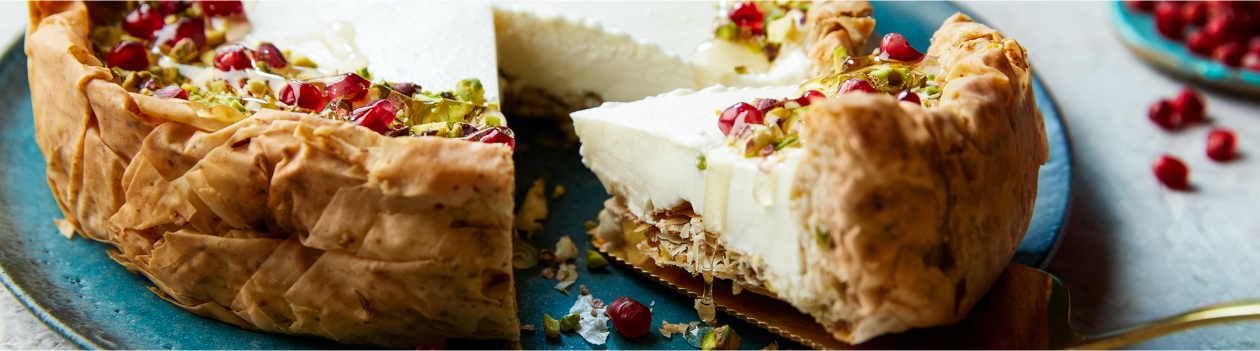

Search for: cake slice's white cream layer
xmin=571 ymin=85 xmax=809 ymax=292
xmin=493 ymin=9 xmax=695 ymax=103
xmin=246 ymin=2 xmax=500 ymax=102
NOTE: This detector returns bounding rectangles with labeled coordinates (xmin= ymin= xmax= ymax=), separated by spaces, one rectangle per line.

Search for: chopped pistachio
xmin=815 ymin=227 xmax=831 ymax=248
xmin=543 ymin=314 xmax=561 ymax=338
xmin=207 ymin=80 xmax=228 ymax=93
xmin=774 ymin=135 xmax=798 ymax=151
xmin=584 ymin=220 xmax=598 ymax=231
xmin=205 ymin=28 xmax=226 ymax=48
xmin=484 ymin=115 xmax=501 ymax=127
xmin=832 ymin=46 xmax=850 ymax=73
xmin=733 ymin=65 xmax=748 ymax=74
xmin=456 ymin=78 xmax=485 ymax=104
xmin=292 ymin=55 xmax=317 ymax=68
xmin=552 ymin=185 xmax=565 ymax=198
xmin=925 ymin=86 xmax=941 ymax=98
xmin=586 ymin=250 xmax=610 ymax=269
xmin=246 ymin=80 xmax=268 ymax=95
xmin=715 ymin=23 xmax=739 ymax=41
xmin=558 ymin=313 xmax=581 ymax=332
xmin=170 ymin=38 xmax=200 ymax=64
xmin=696 ymin=155 xmax=707 ymax=170
xmin=228 ymin=99 xmax=248 ymax=114
xmin=927 ymin=73 xmax=936 ymax=81
xmin=356 ymin=67 xmax=372 ymax=81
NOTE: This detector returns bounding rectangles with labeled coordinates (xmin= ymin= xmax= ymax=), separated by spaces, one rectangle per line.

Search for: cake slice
xmin=574 ymin=14 xmax=1048 ymax=343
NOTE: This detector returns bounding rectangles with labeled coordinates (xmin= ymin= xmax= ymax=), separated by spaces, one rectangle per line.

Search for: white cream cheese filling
xmin=571 ymin=85 xmax=809 ymax=291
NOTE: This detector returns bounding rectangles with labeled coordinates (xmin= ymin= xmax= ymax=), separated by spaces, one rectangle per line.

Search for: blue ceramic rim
xmin=1110 ymin=1 xmax=1260 ymax=91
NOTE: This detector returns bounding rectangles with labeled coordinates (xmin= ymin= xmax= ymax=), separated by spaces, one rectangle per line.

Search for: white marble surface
xmin=4 ymin=1 xmax=1260 ymax=350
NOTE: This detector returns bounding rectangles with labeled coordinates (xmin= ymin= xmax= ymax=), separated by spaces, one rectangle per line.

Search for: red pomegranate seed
xmin=1155 ymin=2 xmax=1186 ymax=40
xmin=350 ymin=99 xmax=397 ymax=134
xmin=106 ymin=40 xmax=149 ymax=71
xmin=167 ymin=17 xmax=206 ymax=48
xmin=157 ymin=1 xmax=187 ymax=15
xmin=1182 ymin=2 xmax=1209 ymax=26
xmin=123 ymin=4 xmax=164 ymax=40
xmin=478 ymin=127 xmax=516 ymax=151
xmin=1153 ymin=155 xmax=1189 ymax=190
xmin=1149 ymin=99 xmax=1181 ymax=129
xmin=1171 ymin=87 xmax=1206 ymax=124
xmin=1211 ymin=41 xmax=1245 ymax=66
xmin=607 ymin=297 xmax=651 ymax=338
xmin=1247 ymin=37 xmax=1260 ymax=56
xmin=325 ymin=73 xmax=371 ymax=102
xmin=880 ymin=33 xmax=925 ymax=61
xmin=896 ymin=90 xmax=921 ymax=105
xmin=153 ymin=85 xmax=188 ymax=100
xmin=728 ymin=2 xmax=765 ymax=35
xmin=1186 ymin=29 xmax=1219 ymax=56
xmin=1243 ymin=52 xmax=1260 ymax=71
xmin=1202 ymin=13 xmax=1243 ymax=44
xmin=719 ymin=102 xmax=761 ymax=136
xmin=1127 ymin=1 xmax=1156 ymax=12
xmin=213 ymin=44 xmax=253 ymax=71
xmin=255 ymin=42 xmax=287 ymax=69
xmin=1206 ymin=128 xmax=1237 ymax=161
xmin=839 ymin=78 xmax=878 ymax=95
xmin=279 ymin=81 xmax=327 ymax=111
xmin=795 ymin=90 xmax=825 ymax=106
xmin=199 ymin=1 xmax=243 ymax=17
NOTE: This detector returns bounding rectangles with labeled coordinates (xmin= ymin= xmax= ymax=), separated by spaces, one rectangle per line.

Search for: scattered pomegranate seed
xmin=1212 ymin=41 xmax=1246 ymax=66
xmin=896 ymin=90 xmax=921 ymax=105
xmin=1171 ymin=87 xmax=1206 ymax=124
xmin=1182 ymin=2 xmax=1209 ymax=26
xmin=153 ymin=85 xmax=188 ymax=100
xmin=157 ymin=1 xmax=187 ymax=15
xmin=718 ymin=102 xmax=761 ymax=136
xmin=607 ymin=297 xmax=651 ymax=338
xmin=1202 ymin=14 xmax=1243 ymax=45
xmin=105 ymin=40 xmax=150 ymax=71
xmin=1247 ymin=37 xmax=1260 ymax=56
xmin=795 ymin=90 xmax=825 ymax=106
xmin=728 ymin=2 xmax=765 ymax=35
xmin=880 ymin=33 xmax=925 ymax=61
xmin=1242 ymin=52 xmax=1260 ymax=71
xmin=122 ymin=4 xmax=164 ymax=40
xmin=839 ymin=78 xmax=878 ymax=95
xmin=279 ymin=81 xmax=327 ymax=111
xmin=1153 ymin=155 xmax=1189 ymax=190
xmin=199 ymin=0 xmax=243 ymax=17
xmin=350 ymin=99 xmax=397 ymax=134
xmin=1186 ymin=29 xmax=1219 ymax=56
xmin=325 ymin=73 xmax=371 ymax=102
xmin=213 ymin=44 xmax=253 ymax=71
xmin=1206 ymin=128 xmax=1237 ymax=161
xmin=1127 ymin=1 xmax=1156 ymax=12
xmin=1155 ymin=2 xmax=1186 ymax=40
xmin=1148 ymin=99 xmax=1181 ymax=129
xmin=167 ymin=17 xmax=206 ymax=48
xmin=478 ymin=127 xmax=517 ymax=151
xmin=255 ymin=42 xmax=287 ymax=69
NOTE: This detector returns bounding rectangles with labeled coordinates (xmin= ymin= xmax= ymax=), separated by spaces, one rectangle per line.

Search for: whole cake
xmin=26 ymin=1 xmax=517 ymax=347
xmin=576 ymin=13 xmax=1049 ymax=343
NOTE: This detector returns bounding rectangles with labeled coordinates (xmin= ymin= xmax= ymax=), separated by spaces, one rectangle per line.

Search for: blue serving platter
xmin=0 ymin=2 xmax=1071 ymax=350
xmin=1112 ymin=1 xmax=1260 ymax=96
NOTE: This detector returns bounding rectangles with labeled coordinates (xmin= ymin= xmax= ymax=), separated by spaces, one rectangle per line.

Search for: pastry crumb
xmin=552 ymin=184 xmax=565 ymax=198
xmin=53 ymin=218 xmax=75 ymax=239
xmin=515 ymin=179 xmax=548 ymax=237
xmin=520 ymin=324 xmax=535 ymax=331
xmin=659 ymin=320 xmax=690 ymax=338
xmin=541 ymin=267 xmax=555 ymax=279
xmin=579 ymin=284 xmax=589 ymax=296
xmin=555 ymin=263 xmax=578 ymax=292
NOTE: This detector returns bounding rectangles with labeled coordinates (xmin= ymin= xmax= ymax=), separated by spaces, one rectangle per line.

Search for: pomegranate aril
xmin=1203 ymin=13 xmax=1243 ymax=44
xmin=1127 ymin=1 xmax=1156 ymax=12
xmin=157 ymin=1 xmax=187 ymax=15
xmin=896 ymin=90 xmax=921 ymax=105
xmin=1155 ymin=2 xmax=1186 ymax=40
xmin=168 ymin=17 xmax=206 ymax=48
xmin=325 ymin=73 xmax=371 ymax=102
xmin=1153 ymin=155 xmax=1189 ymax=190
xmin=880 ymin=33 xmax=925 ymax=61
xmin=350 ymin=99 xmax=397 ymax=134
xmin=839 ymin=78 xmax=878 ymax=95
xmin=719 ymin=102 xmax=761 ymax=136
xmin=213 ymin=44 xmax=254 ymax=71
xmin=1246 ymin=37 xmax=1260 ymax=56
xmin=255 ymin=42 xmax=287 ymax=69
xmin=122 ymin=4 xmax=164 ymax=40
xmin=153 ymin=85 xmax=188 ymax=100
xmin=199 ymin=1 xmax=243 ymax=17
xmin=795 ymin=90 xmax=825 ymax=106
xmin=1171 ymin=87 xmax=1206 ymax=124
xmin=279 ymin=81 xmax=327 ymax=111
xmin=1186 ymin=29 xmax=1219 ymax=56
xmin=607 ymin=297 xmax=651 ymax=338
xmin=1182 ymin=2 xmax=1209 ymax=26
xmin=1206 ymin=128 xmax=1237 ymax=161
xmin=1212 ymin=41 xmax=1245 ymax=66
xmin=728 ymin=2 xmax=765 ymax=35
xmin=106 ymin=40 xmax=150 ymax=71
xmin=1148 ymin=99 xmax=1180 ymax=129
xmin=478 ymin=127 xmax=516 ymax=151
xmin=1243 ymin=52 xmax=1260 ymax=71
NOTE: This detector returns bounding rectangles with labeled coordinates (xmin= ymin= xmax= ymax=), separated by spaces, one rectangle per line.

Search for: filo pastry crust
xmin=806 ymin=0 xmax=877 ymax=78
xmin=793 ymin=13 xmax=1048 ymax=343
xmin=26 ymin=2 xmax=519 ymax=347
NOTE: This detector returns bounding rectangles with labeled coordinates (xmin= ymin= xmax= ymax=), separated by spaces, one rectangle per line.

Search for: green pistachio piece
xmin=558 ymin=313 xmax=581 ymax=332
xmin=170 ymin=38 xmax=200 ymax=64
xmin=925 ymin=86 xmax=941 ymax=98
xmin=832 ymin=46 xmax=850 ymax=73
xmin=455 ymin=78 xmax=485 ymax=105
xmin=543 ymin=314 xmax=561 ymax=338
xmin=766 ymin=14 xmax=796 ymax=44
xmin=246 ymin=80 xmax=268 ymax=95
xmin=702 ymin=330 xmax=719 ymax=350
xmin=357 ymin=67 xmax=373 ymax=81
xmin=774 ymin=135 xmax=798 ymax=151
xmin=584 ymin=220 xmax=598 ymax=231
xmin=815 ymin=227 xmax=831 ymax=248
xmin=927 ymin=73 xmax=936 ymax=81
xmin=715 ymin=23 xmax=739 ymax=41
xmin=205 ymin=28 xmax=226 ymax=48
xmin=586 ymin=250 xmax=610 ymax=269
xmin=180 ymin=83 xmax=197 ymax=94
xmin=228 ymin=99 xmax=248 ymax=114
xmin=207 ymin=80 xmax=228 ymax=93
xmin=697 ymin=155 xmax=707 ymax=170
xmin=292 ymin=55 xmax=317 ymax=68
xmin=484 ymin=115 xmax=501 ymax=127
